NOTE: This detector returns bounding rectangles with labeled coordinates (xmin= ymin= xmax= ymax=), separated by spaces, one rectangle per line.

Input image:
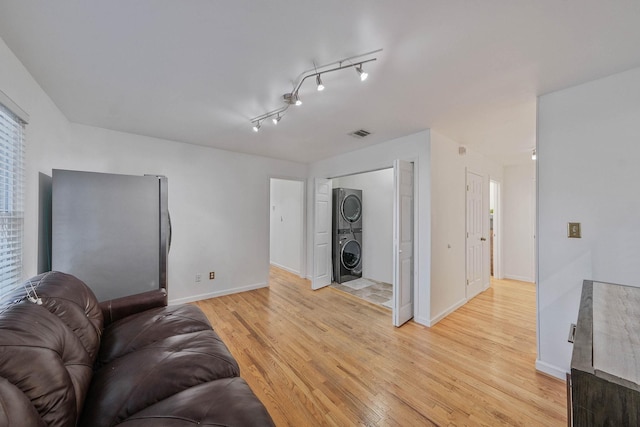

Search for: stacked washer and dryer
xmin=332 ymin=188 xmax=363 ymax=283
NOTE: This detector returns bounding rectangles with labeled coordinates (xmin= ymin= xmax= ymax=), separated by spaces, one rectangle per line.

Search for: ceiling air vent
xmin=349 ymin=129 xmax=371 ymax=139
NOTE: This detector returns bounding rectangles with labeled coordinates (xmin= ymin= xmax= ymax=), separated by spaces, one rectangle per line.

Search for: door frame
xmin=489 ymin=178 xmax=502 ymax=279
xmin=268 ymin=176 xmax=307 ymax=279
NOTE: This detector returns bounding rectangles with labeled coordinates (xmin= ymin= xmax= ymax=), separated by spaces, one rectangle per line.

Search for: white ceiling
xmin=1 ymin=1 xmax=640 ymax=165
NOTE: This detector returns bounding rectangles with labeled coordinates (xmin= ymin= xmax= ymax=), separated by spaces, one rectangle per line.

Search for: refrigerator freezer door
xmin=52 ymin=170 xmax=162 ymax=302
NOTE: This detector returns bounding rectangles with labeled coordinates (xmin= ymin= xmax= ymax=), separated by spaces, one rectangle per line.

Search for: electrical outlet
xmin=209 ymin=272 xmax=215 ymax=280
xmin=195 ymin=273 xmax=201 ymax=282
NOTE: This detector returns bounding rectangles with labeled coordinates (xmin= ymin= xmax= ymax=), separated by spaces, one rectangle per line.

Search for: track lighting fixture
xmin=355 ymin=64 xmax=368 ymax=81
xmin=532 ymin=148 xmax=536 ymax=160
xmin=249 ymin=49 xmax=381 ymax=132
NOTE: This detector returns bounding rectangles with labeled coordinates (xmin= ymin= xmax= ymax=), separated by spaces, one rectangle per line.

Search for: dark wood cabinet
xmin=570 ymin=280 xmax=640 ymax=426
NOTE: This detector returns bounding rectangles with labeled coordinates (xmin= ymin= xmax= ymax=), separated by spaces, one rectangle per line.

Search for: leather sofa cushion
xmin=32 ymin=272 xmax=103 ymax=360
xmin=112 ymin=377 xmax=275 ymax=427
xmin=82 ymin=305 xmax=241 ymax=427
xmin=97 ymin=304 xmax=213 ymax=366
xmin=0 ymin=271 xmax=103 ymax=426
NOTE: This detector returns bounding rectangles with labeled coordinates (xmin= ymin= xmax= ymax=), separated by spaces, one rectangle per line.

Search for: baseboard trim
xmin=504 ymin=274 xmax=535 ymax=283
xmin=413 ymin=315 xmax=431 ymax=327
xmin=429 ymin=298 xmax=467 ymax=326
xmin=168 ymin=282 xmax=268 ymax=305
xmin=269 ymin=262 xmax=302 ymax=277
xmin=535 ymin=359 xmax=567 ymax=380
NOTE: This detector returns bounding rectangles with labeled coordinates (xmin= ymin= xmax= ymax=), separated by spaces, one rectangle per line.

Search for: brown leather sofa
xmin=0 ymin=271 xmax=274 ymax=426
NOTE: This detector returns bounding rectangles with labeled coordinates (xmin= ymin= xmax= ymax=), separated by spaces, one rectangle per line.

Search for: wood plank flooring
xmin=193 ymin=267 xmax=566 ymax=426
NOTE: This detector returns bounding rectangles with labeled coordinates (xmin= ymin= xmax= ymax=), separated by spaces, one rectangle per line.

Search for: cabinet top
xmin=592 ymin=281 xmax=640 ymax=385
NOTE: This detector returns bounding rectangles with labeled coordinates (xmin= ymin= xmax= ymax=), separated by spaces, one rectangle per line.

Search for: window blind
xmin=0 ymin=102 xmax=25 ymax=298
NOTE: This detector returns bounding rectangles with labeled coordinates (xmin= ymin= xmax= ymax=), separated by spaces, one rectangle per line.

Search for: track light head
xmin=356 ymin=64 xmax=368 ymax=81
xmin=272 ymin=114 xmax=282 ymax=125
xmin=283 ymin=92 xmax=302 ymax=106
xmin=531 ymin=148 xmax=536 ymax=160
xmin=252 ymin=121 xmax=261 ymax=132
xmin=316 ymin=74 xmax=325 ymax=91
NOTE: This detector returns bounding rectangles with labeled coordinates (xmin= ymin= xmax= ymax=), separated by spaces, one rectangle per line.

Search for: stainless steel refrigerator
xmin=52 ymin=169 xmax=169 ymax=302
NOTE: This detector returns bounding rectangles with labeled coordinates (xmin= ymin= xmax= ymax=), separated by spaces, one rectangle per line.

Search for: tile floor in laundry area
xmin=330 ymin=278 xmax=392 ymax=309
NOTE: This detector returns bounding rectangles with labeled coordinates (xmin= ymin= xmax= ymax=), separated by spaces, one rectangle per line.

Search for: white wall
xmin=429 ymin=131 xmax=503 ymax=324
xmin=429 ymin=133 xmax=466 ymax=323
xmin=537 ymin=65 xmax=640 ymax=378
xmin=270 ymin=178 xmax=304 ymax=276
xmin=0 ymin=36 xmax=71 ymax=279
xmin=333 ymin=168 xmax=394 ymax=284
xmin=308 ymin=131 xmax=431 ymax=325
xmin=503 ymin=163 xmax=535 ymax=282
xmin=0 ymin=36 xmax=308 ymax=304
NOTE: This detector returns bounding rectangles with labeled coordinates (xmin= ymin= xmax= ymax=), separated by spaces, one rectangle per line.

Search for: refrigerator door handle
xmin=168 ymin=210 xmax=172 ymax=252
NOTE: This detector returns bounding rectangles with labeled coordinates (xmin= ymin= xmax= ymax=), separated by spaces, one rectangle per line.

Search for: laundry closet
xmin=330 ymin=168 xmax=394 ymax=306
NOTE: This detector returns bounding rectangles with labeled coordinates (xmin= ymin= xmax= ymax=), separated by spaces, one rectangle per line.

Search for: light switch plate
xmin=568 ymin=222 xmax=581 ymax=238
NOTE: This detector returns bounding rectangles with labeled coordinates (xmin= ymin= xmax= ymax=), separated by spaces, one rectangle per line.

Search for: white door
xmin=312 ymin=178 xmax=332 ymax=289
xmin=466 ymin=171 xmax=484 ymax=299
xmin=393 ymin=160 xmax=414 ymax=327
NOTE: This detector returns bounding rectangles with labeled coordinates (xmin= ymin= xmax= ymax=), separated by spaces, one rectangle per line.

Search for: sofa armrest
xmin=100 ymin=289 xmax=167 ymax=327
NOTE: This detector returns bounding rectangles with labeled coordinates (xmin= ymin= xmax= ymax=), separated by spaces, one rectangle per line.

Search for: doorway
xmin=312 ymin=160 xmax=416 ymax=327
xmin=502 ymin=163 xmax=536 ymax=283
xmin=490 ymin=179 xmax=501 ymax=279
xmin=466 ymin=170 xmax=485 ymax=299
xmin=330 ymin=168 xmax=394 ymax=309
xmin=269 ymin=178 xmax=305 ymax=277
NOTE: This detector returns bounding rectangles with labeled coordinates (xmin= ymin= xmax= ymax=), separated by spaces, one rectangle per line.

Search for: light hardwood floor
xmin=194 ymin=267 xmax=566 ymax=426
